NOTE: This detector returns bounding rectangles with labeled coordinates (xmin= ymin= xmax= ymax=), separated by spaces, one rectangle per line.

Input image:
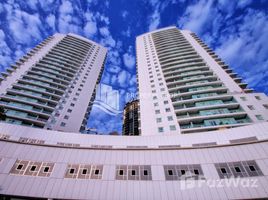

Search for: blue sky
xmin=0 ymin=0 xmax=267 ymax=134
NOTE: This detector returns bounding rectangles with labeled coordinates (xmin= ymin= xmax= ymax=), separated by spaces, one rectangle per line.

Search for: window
xmin=220 ymin=168 xmax=227 ymax=174
xmin=256 ymin=115 xmax=264 ymax=120
xmin=159 ymin=83 xmax=163 ymax=86
xmin=70 ymin=103 xmax=75 ymax=107
xmin=240 ymin=97 xmax=246 ymax=101
xmin=55 ymin=113 xmax=60 ymax=117
xmin=17 ymin=164 xmax=23 ymax=170
xmin=160 ymin=88 xmax=165 ymax=91
xmin=153 ymin=96 xmax=157 ymax=100
xmin=168 ymin=170 xmax=173 ymax=175
xmin=247 ymin=105 xmax=255 ymax=110
xmin=154 ymin=102 xmax=159 ymax=107
xmin=170 ymin=125 xmax=176 ymax=131
xmin=156 ymin=118 xmax=162 ymax=123
xmin=44 ymin=167 xmax=49 ymax=172
xmin=143 ymin=170 xmax=148 ymax=176
xmin=234 ymin=167 xmax=241 ymax=173
xmin=82 ymin=169 xmax=87 ymax=174
xmin=152 ymin=90 xmax=156 ymax=93
xmin=67 ymin=109 xmax=72 ymax=113
xmin=263 ymin=104 xmax=268 ymax=109
xmin=255 ymin=96 xmax=261 ymax=100
xmin=249 ymin=165 xmax=256 ymax=172
xmin=194 ymin=169 xmax=199 ymax=175
xmin=30 ymin=166 xmax=36 ymax=171
xmin=158 ymin=127 xmax=164 ymax=132
xmin=164 ymin=101 xmax=168 ymax=105
xmin=64 ymin=115 xmax=69 ymax=120
xmin=60 ymin=122 xmax=66 ymax=127
xmin=167 ymin=116 xmax=173 ymax=121
xmin=181 ymin=170 xmax=185 ymax=175
xmin=119 ymin=170 xmax=124 ymax=175
xmin=165 ymin=108 xmax=171 ymax=112
xmin=131 ymin=170 xmax=136 ymax=176
xmin=95 ymin=169 xmax=99 ymax=175
xmin=150 ymin=80 xmax=154 ymax=83
xmin=155 ymin=110 xmax=160 ymax=114
xmin=69 ymin=168 xmax=75 ymax=174
xmin=151 ymin=84 xmax=155 ymax=88
xmin=73 ymin=97 xmax=77 ymax=101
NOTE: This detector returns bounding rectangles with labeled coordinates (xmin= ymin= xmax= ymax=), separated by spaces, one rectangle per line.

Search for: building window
xmin=167 ymin=116 xmax=173 ymax=121
xmin=60 ymin=122 xmax=66 ymax=127
xmin=64 ymin=115 xmax=69 ymax=120
xmin=153 ymin=96 xmax=157 ymax=100
xmin=17 ymin=164 xmax=23 ymax=170
xmin=70 ymin=103 xmax=75 ymax=107
xmin=154 ymin=102 xmax=159 ymax=107
xmin=159 ymin=83 xmax=163 ymax=86
xmin=160 ymin=88 xmax=165 ymax=91
xmin=240 ymin=97 xmax=246 ymax=101
xmin=73 ymin=98 xmax=77 ymax=101
xmin=152 ymin=90 xmax=156 ymax=93
xmin=255 ymin=96 xmax=261 ymax=100
xmin=263 ymin=104 xmax=268 ymax=109
xmin=155 ymin=110 xmax=160 ymax=114
xmin=158 ymin=127 xmax=164 ymax=133
xmin=156 ymin=118 xmax=162 ymax=123
xmin=165 ymin=108 xmax=171 ymax=112
xmin=247 ymin=105 xmax=255 ymax=110
xmin=164 ymin=101 xmax=168 ymax=104
xmin=170 ymin=125 xmax=176 ymax=131
xmin=256 ymin=115 xmax=264 ymax=120
xmin=67 ymin=109 xmax=72 ymax=113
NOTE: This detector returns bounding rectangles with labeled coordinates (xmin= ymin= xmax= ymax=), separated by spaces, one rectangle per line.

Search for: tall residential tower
xmin=136 ymin=27 xmax=268 ymax=135
xmin=0 ymin=33 xmax=107 ymax=133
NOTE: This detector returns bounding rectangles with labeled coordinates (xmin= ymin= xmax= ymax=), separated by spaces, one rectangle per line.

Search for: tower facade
xmin=122 ymin=99 xmax=140 ymax=136
xmin=136 ymin=27 xmax=268 ymax=135
xmin=0 ymin=33 xmax=107 ymax=133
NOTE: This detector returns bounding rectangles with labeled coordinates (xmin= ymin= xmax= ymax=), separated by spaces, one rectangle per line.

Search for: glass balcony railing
xmin=177 ymin=108 xmax=245 ymax=119
xmin=180 ymin=117 xmax=252 ymax=129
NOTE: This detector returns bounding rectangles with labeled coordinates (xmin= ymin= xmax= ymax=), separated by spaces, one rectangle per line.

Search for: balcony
xmin=173 ymin=100 xmax=239 ymax=113
xmin=180 ymin=117 xmax=252 ymax=133
xmin=177 ymin=109 xmax=247 ymax=124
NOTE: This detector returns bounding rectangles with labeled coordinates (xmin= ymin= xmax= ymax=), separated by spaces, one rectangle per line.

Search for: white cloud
xmin=99 ymin=27 xmax=110 ymax=37
xmin=121 ymin=10 xmax=128 ymax=19
xmin=148 ymin=8 xmax=160 ymax=31
xmin=59 ymin=1 xmax=73 ymax=14
xmin=121 ymin=26 xmax=131 ymax=37
xmin=6 ymin=8 xmax=42 ymax=44
xmin=27 ymin=0 xmax=38 ymax=10
xmin=0 ymin=29 xmax=12 ymax=69
xmin=84 ymin=21 xmax=97 ymax=36
xmin=46 ymin=14 xmax=56 ymax=30
xmin=178 ymin=0 xmax=213 ymax=34
xmin=123 ymin=46 xmax=135 ymax=70
xmin=117 ymin=70 xmax=132 ymax=88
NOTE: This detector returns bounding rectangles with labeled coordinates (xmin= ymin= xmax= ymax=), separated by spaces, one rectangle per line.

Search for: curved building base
xmin=0 ymin=122 xmax=268 ymax=199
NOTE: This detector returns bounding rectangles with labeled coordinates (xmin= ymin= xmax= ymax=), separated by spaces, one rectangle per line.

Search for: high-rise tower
xmin=136 ymin=27 xmax=268 ymax=135
xmin=0 ymin=33 xmax=107 ymax=133
xmin=122 ymin=99 xmax=140 ymax=136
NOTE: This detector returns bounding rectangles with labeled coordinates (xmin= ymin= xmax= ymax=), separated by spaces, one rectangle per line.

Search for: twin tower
xmin=0 ymin=27 xmax=268 ymax=135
